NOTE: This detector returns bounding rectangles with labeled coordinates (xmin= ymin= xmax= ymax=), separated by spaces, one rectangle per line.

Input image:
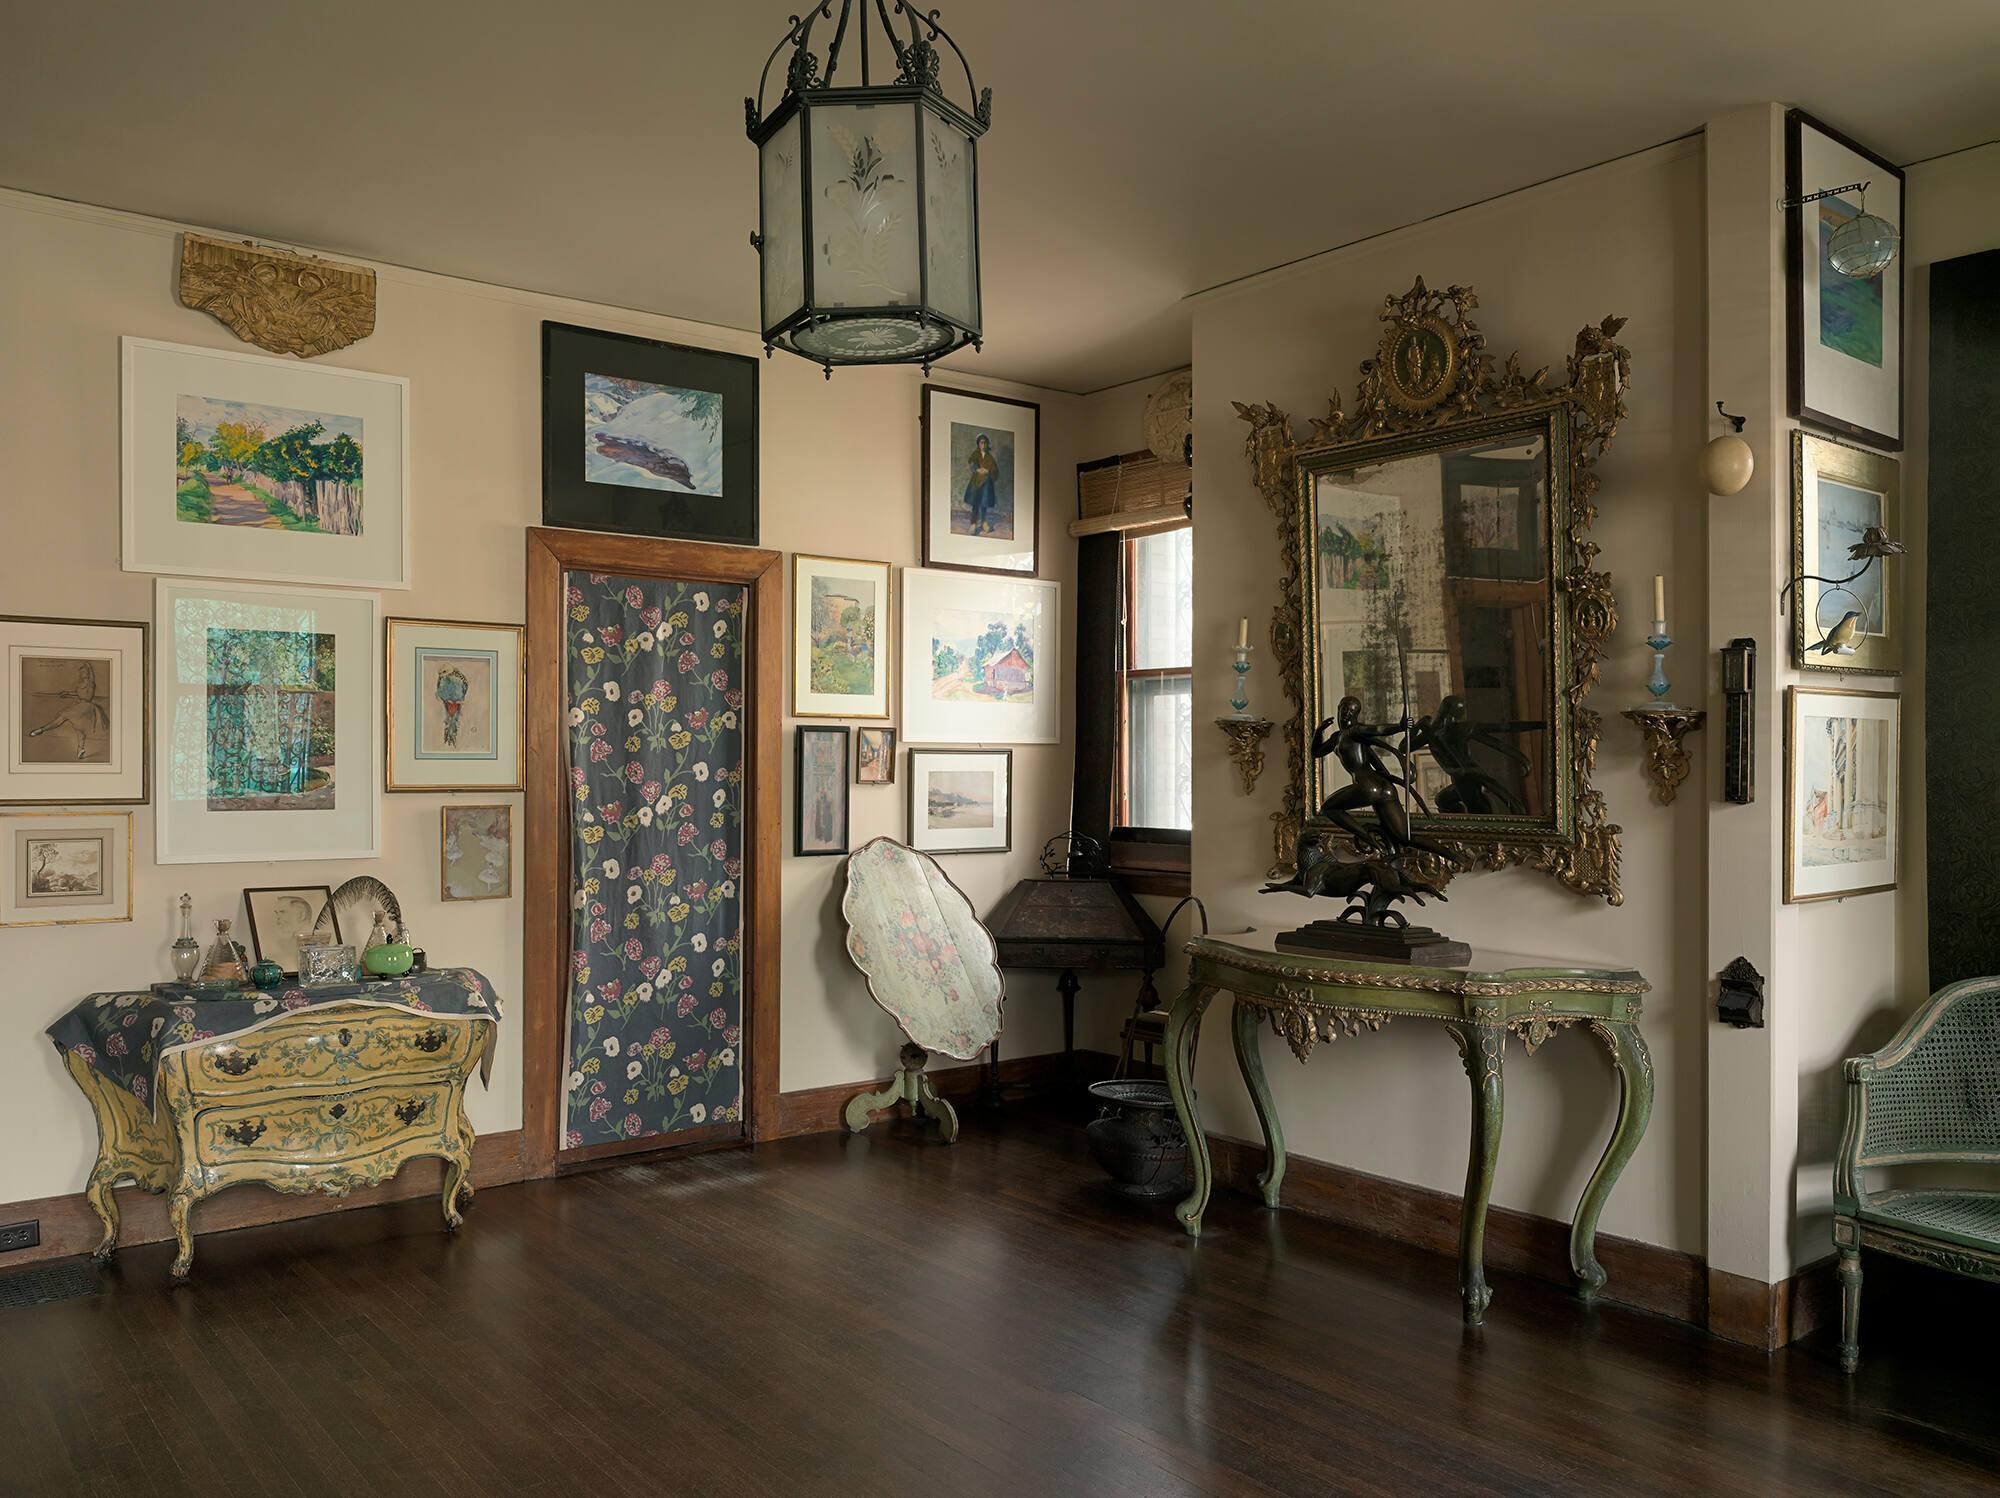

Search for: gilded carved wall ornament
xmin=177 ymin=232 xmax=378 ymax=358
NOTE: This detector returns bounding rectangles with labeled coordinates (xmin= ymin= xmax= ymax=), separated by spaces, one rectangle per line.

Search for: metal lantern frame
xmin=745 ymin=0 xmax=992 ymax=375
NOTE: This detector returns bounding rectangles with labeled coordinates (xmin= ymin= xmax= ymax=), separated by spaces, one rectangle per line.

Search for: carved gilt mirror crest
xmin=1234 ymin=278 xmax=1631 ymax=904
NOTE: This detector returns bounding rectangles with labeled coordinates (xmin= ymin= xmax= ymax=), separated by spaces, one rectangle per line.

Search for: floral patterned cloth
xmin=45 ymin=968 xmax=501 ymax=1112
xmin=562 ymin=571 xmax=746 ymax=1148
xmin=841 ymin=838 xmax=1003 ymax=1061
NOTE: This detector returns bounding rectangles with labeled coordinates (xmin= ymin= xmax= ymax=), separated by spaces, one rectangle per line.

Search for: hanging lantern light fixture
xmin=745 ymin=0 xmax=991 ymax=377
xmin=1776 ymin=179 xmax=1901 ymax=281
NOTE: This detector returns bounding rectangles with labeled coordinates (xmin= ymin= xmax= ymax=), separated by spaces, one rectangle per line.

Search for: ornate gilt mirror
xmin=1236 ymin=279 xmax=1631 ymax=903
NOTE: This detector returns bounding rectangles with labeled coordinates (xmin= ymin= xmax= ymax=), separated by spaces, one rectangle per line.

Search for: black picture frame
xmin=541 ymin=321 xmax=760 ymax=544
xmin=920 ymin=385 xmax=1041 ymax=577
xmin=793 ymin=725 xmax=850 ymax=857
xmin=1440 ymin=448 xmax=1544 ymax=582
xmin=242 ymin=884 xmax=341 ymax=976
xmin=907 ymin=747 xmax=1013 ymax=854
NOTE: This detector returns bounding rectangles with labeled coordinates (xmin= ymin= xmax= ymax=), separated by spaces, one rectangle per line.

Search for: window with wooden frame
xmin=1117 ymin=524 xmax=1192 ymax=832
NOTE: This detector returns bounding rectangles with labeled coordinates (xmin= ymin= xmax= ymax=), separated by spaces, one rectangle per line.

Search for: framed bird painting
xmin=385 ymin=618 xmax=524 ymax=791
xmin=1791 ymin=431 xmax=1901 ymax=675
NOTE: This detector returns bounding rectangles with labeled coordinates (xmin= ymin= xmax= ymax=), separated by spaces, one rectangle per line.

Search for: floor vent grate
xmin=0 ymin=1259 xmax=105 ymax=1311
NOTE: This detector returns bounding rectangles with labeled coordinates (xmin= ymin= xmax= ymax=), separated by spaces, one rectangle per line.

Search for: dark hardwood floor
xmin=4 ymin=1113 xmax=1997 ymax=1497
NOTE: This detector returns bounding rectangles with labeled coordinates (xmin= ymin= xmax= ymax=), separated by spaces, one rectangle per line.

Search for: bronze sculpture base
xmin=1275 ymin=920 xmax=1472 ymax=967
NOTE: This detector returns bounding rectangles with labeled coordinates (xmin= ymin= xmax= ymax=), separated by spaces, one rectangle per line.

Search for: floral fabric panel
xmin=841 ymin=839 xmax=1003 ymax=1061
xmin=563 ymin=571 xmax=746 ymax=1148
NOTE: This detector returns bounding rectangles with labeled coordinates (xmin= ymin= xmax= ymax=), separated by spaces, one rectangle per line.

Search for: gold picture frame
xmin=1784 ymin=685 xmax=1899 ymax=903
xmin=791 ymin=554 xmax=892 ymax=720
xmin=441 ymin=803 xmax=513 ymax=901
xmin=1792 ymin=432 xmax=1902 ymax=674
xmin=385 ymin=617 xmax=525 ymax=791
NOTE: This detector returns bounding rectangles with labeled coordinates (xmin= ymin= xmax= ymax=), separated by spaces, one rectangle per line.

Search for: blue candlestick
xmin=1229 ymin=645 xmax=1253 ymax=716
xmin=1645 ymin=619 xmax=1674 ymax=706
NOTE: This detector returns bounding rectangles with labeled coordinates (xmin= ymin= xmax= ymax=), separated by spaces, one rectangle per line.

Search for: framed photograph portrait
xmin=907 ymin=748 xmax=1012 ymax=854
xmin=385 ymin=617 xmax=524 ymax=790
xmin=922 ymin=386 xmax=1039 ymax=575
xmin=900 ymin=568 xmax=1060 ymax=745
xmin=856 ymin=726 xmax=896 ymax=784
xmin=0 ymin=811 xmax=132 ymax=927
xmin=441 ymin=804 xmax=513 ymax=901
xmin=1785 ymin=109 xmax=1904 ymax=451
xmin=542 ymin=321 xmax=759 ymax=545
xmin=122 ymin=336 xmax=410 ymax=589
xmin=242 ymin=884 xmax=339 ymax=974
xmin=794 ymin=725 xmax=850 ymax=857
xmin=1786 ymin=686 xmax=1899 ymax=903
xmin=1792 ymin=432 xmax=1901 ymax=674
xmin=1 ymin=615 xmax=149 ymax=805
xmin=791 ymin=554 xmax=890 ymax=720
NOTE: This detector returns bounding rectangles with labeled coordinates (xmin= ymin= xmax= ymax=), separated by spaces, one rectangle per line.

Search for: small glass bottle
xmin=170 ymin=893 xmax=201 ymax=982
xmin=198 ymin=918 xmax=245 ymax=987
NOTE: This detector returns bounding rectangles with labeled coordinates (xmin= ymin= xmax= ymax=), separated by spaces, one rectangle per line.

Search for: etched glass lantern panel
xmin=923 ymin=108 xmax=978 ymax=328
xmin=808 ymin=101 xmax=920 ymax=310
xmin=758 ymin=111 xmax=804 ymax=330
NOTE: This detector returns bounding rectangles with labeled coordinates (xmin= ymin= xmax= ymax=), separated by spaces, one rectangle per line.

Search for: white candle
xmin=1236 ymin=616 xmax=1249 ymax=650
xmin=1652 ymin=574 xmax=1665 ymax=623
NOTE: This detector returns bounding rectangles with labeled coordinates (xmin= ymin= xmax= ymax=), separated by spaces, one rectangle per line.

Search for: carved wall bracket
xmin=178 ymin=232 xmax=378 ymax=358
xmin=1622 ymin=707 xmax=1705 ymax=805
xmin=1214 ymin=716 xmax=1274 ymax=795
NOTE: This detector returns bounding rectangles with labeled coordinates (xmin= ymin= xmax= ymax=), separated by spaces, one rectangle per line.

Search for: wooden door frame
xmin=523 ymin=528 xmax=783 ymax=1175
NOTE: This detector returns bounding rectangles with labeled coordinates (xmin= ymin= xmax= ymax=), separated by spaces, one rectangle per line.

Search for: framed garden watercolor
xmin=242 ymin=884 xmax=339 ymax=974
xmin=541 ymin=321 xmax=759 ymax=545
xmin=1785 ymin=686 xmax=1899 ymax=903
xmin=791 ymin=553 xmax=890 ymax=719
xmin=1785 ymin=109 xmax=1903 ymax=451
xmin=0 ymin=614 xmax=149 ymax=805
xmin=0 ymin=810 xmax=132 ymax=927
xmin=794 ymin=725 xmax=850 ymax=857
xmin=153 ymin=578 xmax=379 ymax=864
xmin=899 ymin=568 xmax=1059 ymax=745
xmin=907 ymin=748 xmax=1012 ymax=854
xmin=441 ymin=804 xmax=513 ymax=901
xmin=856 ymin=726 xmax=895 ymax=784
xmin=1791 ymin=432 xmax=1901 ymax=675
xmin=921 ymin=386 xmax=1039 ymax=575
xmin=385 ymin=617 xmax=524 ymax=790
xmin=122 ymin=336 xmax=410 ymax=589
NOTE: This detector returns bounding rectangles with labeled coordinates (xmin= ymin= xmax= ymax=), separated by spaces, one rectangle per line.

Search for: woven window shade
xmin=1071 ymin=450 xmax=1191 ymax=537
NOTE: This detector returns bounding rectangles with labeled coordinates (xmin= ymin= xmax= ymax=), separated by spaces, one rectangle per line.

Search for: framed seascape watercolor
xmin=0 ymin=615 xmax=149 ymax=805
xmin=0 ymin=811 xmax=132 ymax=927
xmin=122 ymin=336 xmax=410 ymax=588
xmin=856 ymin=726 xmax=896 ymax=784
xmin=1786 ymin=687 xmax=1899 ymax=903
xmin=1785 ymin=109 xmax=1904 ymax=451
xmin=922 ymin=386 xmax=1039 ymax=575
xmin=242 ymin=884 xmax=339 ymax=974
xmin=441 ymin=804 xmax=513 ymax=901
xmin=385 ymin=617 xmax=524 ymax=790
xmin=154 ymin=578 xmax=380 ymax=864
xmin=907 ymin=748 xmax=1012 ymax=854
xmin=791 ymin=554 xmax=890 ymax=719
xmin=794 ymin=726 xmax=850 ymax=857
xmin=542 ymin=322 xmax=759 ymax=545
xmin=1792 ymin=432 xmax=1901 ymax=674
xmin=899 ymin=568 xmax=1060 ymax=745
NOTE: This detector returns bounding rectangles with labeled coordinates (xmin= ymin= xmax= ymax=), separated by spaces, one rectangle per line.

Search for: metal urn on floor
xmin=1085 ymin=1080 xmax=1190 ymax=1199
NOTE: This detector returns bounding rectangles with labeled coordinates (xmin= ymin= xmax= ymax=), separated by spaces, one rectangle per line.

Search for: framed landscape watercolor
xmin=794 ymin=725 xmax=850 ymax=856
xmin=1786 ymin=686 xmax=1899 ymax=903
xmin=907 ymin=748 xmax=1012 ymax=854
xmin=922 ymin=386 xmax=1039 ymax=575
xmin=441 ymin=804 xmax=513 ymax=901
xmin=122 ymin=336 xmax=410 ymax=588
xmin=1785 ymin=109 xmax=1903 ymax=451
xmin=856 ymin=726 xmax=895 ymax=784
xmin=385 ymin=617 xmax=524 ymax=790
xmin=0 ymin=811 xmax=132 ymax=927
xmin=791 ymin=554 xmax=890 ymax=719
xmin=542 ymin=322 xmax=759 ymax=545
xmin=242 ymin=884 xmax=339 ymax=974
xmin=154 ymin=578 xmax=379 ymax=864
xmin=899 ymin=568 xmax=1059 ymax=745
xmin=0 ymin=615 xmax=149 ymax=805
xmin=1792 ymin=432 xmax=1901 ymax=674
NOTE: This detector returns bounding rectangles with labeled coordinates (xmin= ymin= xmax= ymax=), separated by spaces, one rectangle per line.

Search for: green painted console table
xmin=1162 ymin=931 xmax=1652 ymax=1326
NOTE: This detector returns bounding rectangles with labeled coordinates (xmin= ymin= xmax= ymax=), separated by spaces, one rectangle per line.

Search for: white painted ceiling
xmin=2 ymin=1 xmax=1996 ymax=392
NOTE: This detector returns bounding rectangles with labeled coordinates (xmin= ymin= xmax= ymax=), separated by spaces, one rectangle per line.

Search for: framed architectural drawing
xmin=385 ymin=617 xmax=524 ymax=790
xmin=795 ymin=725 xmax=850 ymax=856
xmin=1785 ymin=686 xmax=1899 ymax=903
xmin=441 ymin=804 xmax=513 ymax=901
xmin=856 ymin=726 xmax=895 ymax=784
xmin=541 ymin=322 xmax=760 ymax=545
xmin=122 ymin=336 xmax=410 ymax=588
xmin=153 ymin=578 xmax=380 ymax=864
xmin=899 ymin=568 xmax=1059 ymax=745
xmin=1785 ymin=109 xmax=1903 ymax=451
xmin=922 ymin=386 xmax=1039 ymax=575
xmin=1792 ymin=432 xmax=1901 ymax=674
xmin=908 ymin=748 xmax=1012 ymax=854
xmin=242 ymin=884 xmax=339 ymax=974
xmin=0 ymin=811 xmax=132 ymax=927
xmin=791 ymin=554 xmax=890 ymax=719
xmin=1 ymin=614 xmax=149 ymax=805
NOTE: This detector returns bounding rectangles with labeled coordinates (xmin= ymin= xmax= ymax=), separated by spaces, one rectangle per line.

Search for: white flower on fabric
xmin=604 ymin=1036 xmax=621 ymax=1057
xmin=712 ymin=958 xmax=726 ymax=978
xmin=719 ymin=1047 xmax=735 ymax=1066
xmin=628 ymin=708 xmax=644 ymax=727
xmin=692 ymin=933 xmax=707 ymax=953
xmin=627 ymin=1060 xmax=643 ymax=1080
xmin=572 ymin=889 xmax=587 ymax=910
xmin=567 ymin=1069 xmax=585 ymax=1091
xmin=636 ymin=631 xmax=656 ymax=651
xmin=581 ymin=632 xmax=595 ymax=645
xmin=638 ymin=806 xmax=654 ymax=827
xmin=656 ymin=794 xmax=673 ymax=815
xmin=625 ymin=884 xmax=641 ymax=905
xmin=720 ymin=711 xmax=737 ymax=729
xmin=690 ymin=1104 xmax=707 ymax=1124
xmin=604 ymin=681 xmax=621 ymax=702
xmin=602 ymin=859 xmax=620 ymax=879
xmin=713 ymin=620 xmax=727 ymax=639
xmin=712 ymin=788 xmax=726 ymax=807
xmin=635 ymin=982 xmax=654 ymax=1001
xmin=567 ymin=707 xmax=585 ymax=726
xmin=693 ymin=591 xmax=711 ymax=612
xmin=717 ymin=880 xmax=736 ymax=899
xmin=694 ymin=763 xmax=710 ymax=782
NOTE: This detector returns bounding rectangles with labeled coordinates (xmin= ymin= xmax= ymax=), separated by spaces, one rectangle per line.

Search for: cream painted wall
xmin=1186 ymin=141 xmax=1708 ymax=1254
xmin=0 ymin=187 xmax=1083 ymax=1208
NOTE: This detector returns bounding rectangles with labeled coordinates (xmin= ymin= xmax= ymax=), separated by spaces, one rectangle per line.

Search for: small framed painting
xmin=792 ymin=554 xmax=890 ymax=719
xmin=1785 ymin=109 xmax=1903 ymax=451
xmin=1792 ymin=432 xmax=1900 ymax=674
xmin=1 ymin=615 xmax=149 ymax=805
xmin=242 ymin=884 xmax=339 ymax=975
xmin=922 ymin=386 xmax=1039 ymax=575
xmin=0 ymin=811 xmax=132 ymax=927
xmin=794 ymin=725 xmax=850 ymax=857
xmin=1785 ymin=686 xmax=1899 ymax=904
xmin=856 ymin=726 xmax=896 ymax=784
xmin=385 ymin=618 xmax=525 ymax=790
xmin=908 ymin=748 xmax=1012 ymax=854
xmin=900 ymin=568 xmax=1060 ymax=745
xmin=542 ymin=321 xmax=759 ymax=545
xmin=122 ymin=336 xmax=410 ymax=589
xmin=442 ymin=803 xmax=513 ymax=901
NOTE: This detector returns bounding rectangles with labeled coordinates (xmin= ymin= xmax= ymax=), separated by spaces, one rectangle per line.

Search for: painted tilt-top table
xmin=1162 ymin=932 xmax=1652 ymax=1326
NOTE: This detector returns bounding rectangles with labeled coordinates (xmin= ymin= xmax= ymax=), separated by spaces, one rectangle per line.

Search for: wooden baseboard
xmin=1707 ymin=1254 xmax=1839 ymax=1350
xmin=770 ymin=1049 xmax=1119 ymax=1140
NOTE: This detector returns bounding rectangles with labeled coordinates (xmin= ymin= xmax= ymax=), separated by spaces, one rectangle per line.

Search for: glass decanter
xmin=170 ymin=893 xmax=201 ymax=982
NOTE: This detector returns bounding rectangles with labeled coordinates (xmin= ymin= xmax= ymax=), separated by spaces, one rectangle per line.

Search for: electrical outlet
xmin=0 ymin=1220 xmax=40 ymax=1253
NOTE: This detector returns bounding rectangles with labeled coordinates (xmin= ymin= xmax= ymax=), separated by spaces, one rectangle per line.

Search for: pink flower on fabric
xmin=642 ymin=780 xmax=662 ymax=803
xmin=588 ymin=572 xmax=609 ymax=584
xmin=601 ymin=624 xmax=623 ymax=645
xmin=677 ymin=650 xmax=699 ymax=674
xmin=651 ymin=679 xmax=672 ymax=702
xmin=625 ymin=585 xmax=645 ymax=607
xmin=570 ymin=767 xmax=588 ymax=787
xmin=678 ymin=823 xmax=698 ymax=845
xmin=650 ymin=1026 xmax=673 ymax=1047
xmin=641 ymin=606 xmax=663 ymax=630
xmin=72 ymin=1043 xmax=97 ymax=1062
xmin=589 ymin=919 xmax=611 ymax=943
xmin=710 ymin=669 xmax=729 ymax=691
xmin=132 ymin=1076 xmax=148 ymax=1103
xmin=623 ymin=938 xmax=643 ymax=960
xmin=283 ymin=994 xmax=311 ymax=1010
xmin=625 ymin=762 xmax=646 ymax=784
xmin=688 ymin=709 xmax=709 ymax=730
xmin=650 ymin=853 xmax=673 ymax=875
xmin=589 ymin=740 xmax=613 ymax=762
xmin=725 ymin=859 xmax=743 ymax=878
xmin=567 ymin=584 xmax=584 ymax=605
xmin=566 ymin=1130 xmax=583 ymax=1148
xmin=678 ymin=994 xmax=698 ymax=1017
xmin=602 ymin=981 xmax=622 ymax=1003
xmin=625 ymin=1113 xmax=643 ymax=1137
xmin=708 ymin=1007 xmax=727 ymax=1028
xmin=726 ymin=689 xmax=744 ymax=710
xmin=679 ymin=631 xmax=694 ymax=647
xmin=640 ymin=956 xmax=662 ymax=979
xmin=599 ymin=801 xmax=624 ymax=823
xmin=588 ymin=1098 xmax=611 ymax=1122
xmin=589 ymin=721 xmax=605 ymax=736
xmin=724 ymin=1025 xmax=741 ymax=1046
xmin=106 ymin=1033 xmax=128 ymax=1056
xmin=709 ymin=839 xmax=728 ymax=860
xmin=687 ymin=880 xmax=708 ymax=901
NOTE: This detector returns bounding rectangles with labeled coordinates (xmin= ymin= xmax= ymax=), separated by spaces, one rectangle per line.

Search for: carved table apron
xmin=1162 ymin=932 xmax=1652 ymax=1326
